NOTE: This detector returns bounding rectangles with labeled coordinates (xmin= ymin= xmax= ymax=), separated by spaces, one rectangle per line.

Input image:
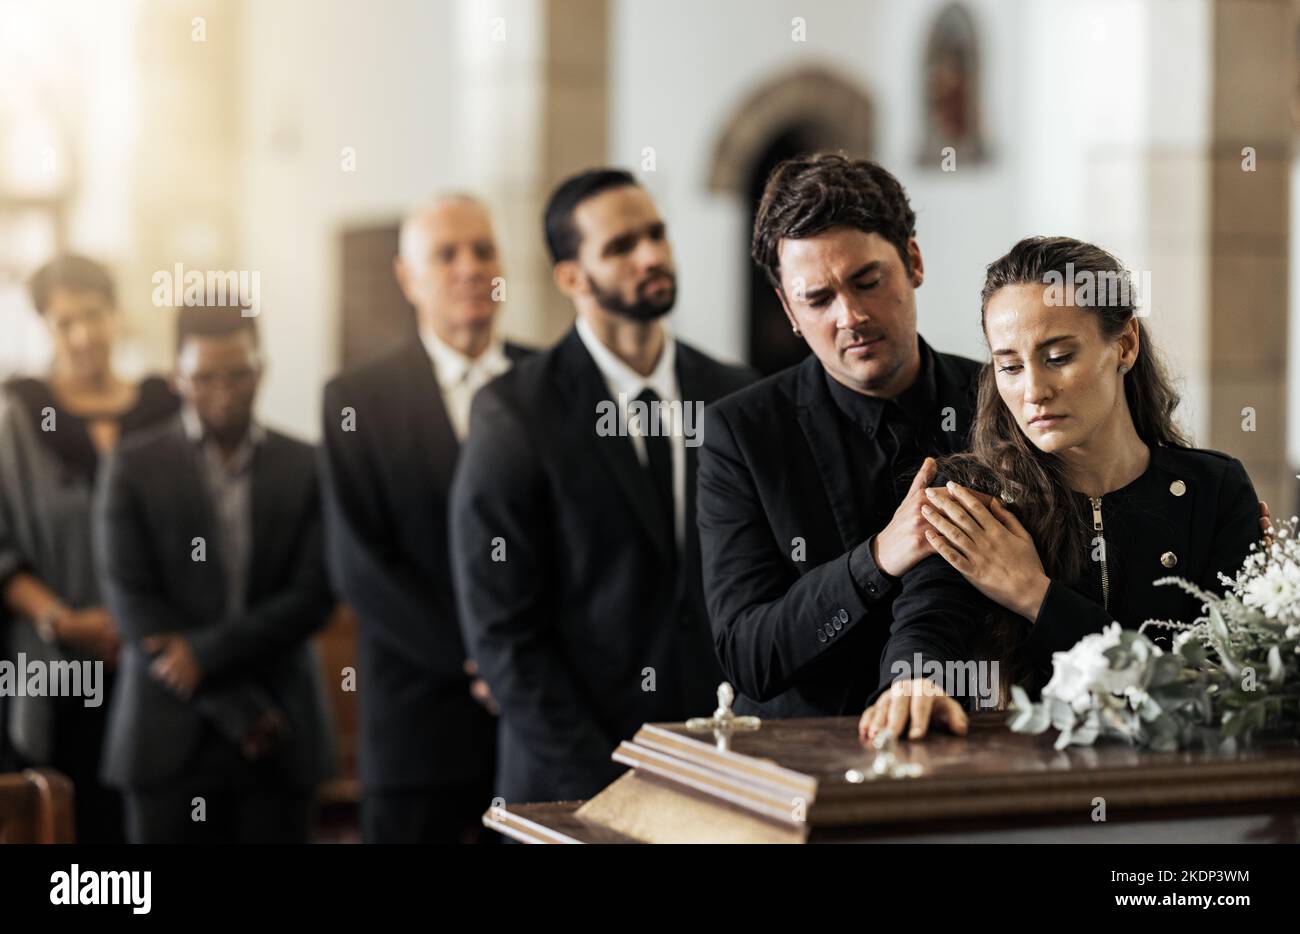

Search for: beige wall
xmin=12 ymin=0 xmax=1292 ymax=490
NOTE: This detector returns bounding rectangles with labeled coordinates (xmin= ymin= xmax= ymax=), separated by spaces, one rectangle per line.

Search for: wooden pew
xmin=0 ymin=768 xmax=75 ymax=843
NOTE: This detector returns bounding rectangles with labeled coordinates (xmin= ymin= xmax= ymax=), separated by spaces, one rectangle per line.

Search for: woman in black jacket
xmin=860 ymin=237 xmax=1263 ymax=741
xmin=0 ymin=255 xmax=178 ymax=840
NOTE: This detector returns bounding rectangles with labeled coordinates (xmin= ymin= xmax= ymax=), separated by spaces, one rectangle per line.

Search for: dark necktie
xmin=636 ymin=387 xmax=676 ymax=562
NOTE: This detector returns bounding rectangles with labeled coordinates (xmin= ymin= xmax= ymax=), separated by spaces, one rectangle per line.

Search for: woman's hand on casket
xmin=859 ymin=677 xmax=968 ymax=742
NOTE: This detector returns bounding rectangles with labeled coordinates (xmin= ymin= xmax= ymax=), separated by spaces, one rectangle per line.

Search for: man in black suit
xmin=450 ymin=169 xmax=756 ymax=805
xmin=96 ymin=306 xmax=333 ymax=843
xmin=320 ymin=194 xmax=531 ymax=842
xmin=697 ymin=153 xmax=981 ymax=720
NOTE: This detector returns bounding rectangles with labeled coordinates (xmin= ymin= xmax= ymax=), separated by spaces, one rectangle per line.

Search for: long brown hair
xmin=941 ymin=237 xmax=1190 ymax=694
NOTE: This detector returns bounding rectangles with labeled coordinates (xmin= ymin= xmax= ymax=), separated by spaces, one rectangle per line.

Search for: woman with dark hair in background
xmin=0 ymin=255 xmax=177 ymax=841
xmin=860 ymin=237 xmax=1263 ymax=741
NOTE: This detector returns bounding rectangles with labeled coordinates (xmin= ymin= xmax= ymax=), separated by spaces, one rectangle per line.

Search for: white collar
xmin=419 ymin=326 xmax=509 ymax=388
xmin=575 ymin=317 xmax=678 ymax=402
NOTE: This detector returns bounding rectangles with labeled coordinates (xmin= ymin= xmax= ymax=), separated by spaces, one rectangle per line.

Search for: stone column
xmin=454 ymin=0 xmax=608 ymax=347
xmin=1207 ymin=0 xmax=1294 ymax=512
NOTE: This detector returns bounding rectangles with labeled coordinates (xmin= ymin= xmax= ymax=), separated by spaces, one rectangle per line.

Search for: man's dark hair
xmin=28 ymin=254 xmax=116 ymax=314
xmin=543 ymin=168 xmax=639 ymax=265
xmin=175 ymin=306 xmax=260 ymax=354
xmin=751 ymin=152 xmax=917 ymax=291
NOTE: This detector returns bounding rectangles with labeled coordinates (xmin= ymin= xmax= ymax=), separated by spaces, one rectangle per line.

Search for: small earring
xmin=792 ymin=326 xmax=801 ymax=336
xmin=1119 ymin=363 xmax=1129 ymax=374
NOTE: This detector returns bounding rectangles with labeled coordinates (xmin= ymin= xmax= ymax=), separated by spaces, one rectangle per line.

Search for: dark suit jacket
xmin=874 ymin=445 xmax=1262 ymax=706
xmin=95 ymin=417 xmax=334 ymax=790
xmin=697 ymin=343 xmax=980 ymax=719
xmin=450 ymin=327 xmax=756 ymax=804
xmin=320 ymin=338 xmax=532 ymax=792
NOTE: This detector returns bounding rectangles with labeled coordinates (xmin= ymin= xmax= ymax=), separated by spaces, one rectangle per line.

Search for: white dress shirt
xmin=576 ymin=316 xmax=686 ymax=548
xmin=420 ymin=327 xmax=513 ymax=443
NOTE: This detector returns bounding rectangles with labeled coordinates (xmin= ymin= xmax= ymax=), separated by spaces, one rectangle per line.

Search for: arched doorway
xmin=708 ymin=68 xmax=875 ymax=376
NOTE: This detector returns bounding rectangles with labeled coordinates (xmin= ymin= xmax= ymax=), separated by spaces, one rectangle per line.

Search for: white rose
xmin=1043 ymin=654 xmax=1090 ymax=711
xmin=1044 ymin=623 xmax=1125 ymax=712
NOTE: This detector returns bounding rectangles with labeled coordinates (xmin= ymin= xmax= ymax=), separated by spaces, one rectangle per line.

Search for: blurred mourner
xmin=96 ymin=305 xmax=333 ymax=844
xmin=321 ymin=194 xmax=532 ymax=842
xmin=0 ymin=255 xmax=178 ymax=842
xmin=451 ymin=168 xmax=756 ymax=805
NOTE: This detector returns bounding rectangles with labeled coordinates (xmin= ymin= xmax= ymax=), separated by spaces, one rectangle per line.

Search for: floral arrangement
xmin=1009 ymin=518 xmax=1300 ymax=750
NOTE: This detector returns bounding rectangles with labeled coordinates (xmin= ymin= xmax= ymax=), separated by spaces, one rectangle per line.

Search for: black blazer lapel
xmin=397 ymin=340 xmax=461 ymax=493
xmin=675 ymin=342 xmax=735 ymax=567
xmin=401 ymin=338 xmax=531 ymax=498
xmin=166 ymin=419 xmax=228 ymax=599
xmin=503 ymin=340 xmax=532 ymax=364
xmin=675 ymin=346 xmax=711 ymax=587
xmin=929 ymin=341 xmax=982 ymax=451
xmin=552 ymin=328 xmax=674 ymax=564
xmin=247 ymin=434 xmax=280 ymax=600
xmin=791 ymin=355 xmax=863 ymax=551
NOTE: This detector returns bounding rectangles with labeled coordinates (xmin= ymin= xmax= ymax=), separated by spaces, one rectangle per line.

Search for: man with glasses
xmin=96 ymin=305 xmax=333 ymax=843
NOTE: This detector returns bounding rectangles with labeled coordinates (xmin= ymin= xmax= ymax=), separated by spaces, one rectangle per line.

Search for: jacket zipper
xmin=1089 ymin=495 xmax=1109 ymax=611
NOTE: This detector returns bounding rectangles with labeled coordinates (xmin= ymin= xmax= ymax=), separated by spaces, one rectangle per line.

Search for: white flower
xmin=1241 ymin=560 xmax=1300 ymax=623
xmin=1043 ymin=623 xmax=1126 ymax=713
xmin=1042 ymin=654 xmax=1091 ymax=713
xmin=1021 ymin=517 xmax=1300 ymax=750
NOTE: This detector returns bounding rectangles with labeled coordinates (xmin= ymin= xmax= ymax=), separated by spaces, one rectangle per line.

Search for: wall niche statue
xmin=920 ymin=3 xmax=987 ymax=168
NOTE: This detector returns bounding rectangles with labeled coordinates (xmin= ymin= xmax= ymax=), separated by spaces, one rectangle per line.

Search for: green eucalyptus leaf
xmin=1179 ymin=640 xmax=1207 ymax=665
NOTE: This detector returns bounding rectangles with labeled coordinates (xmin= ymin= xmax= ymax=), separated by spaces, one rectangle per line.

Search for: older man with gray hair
xmin=320 ymin=194 xmax=532 ymax=843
